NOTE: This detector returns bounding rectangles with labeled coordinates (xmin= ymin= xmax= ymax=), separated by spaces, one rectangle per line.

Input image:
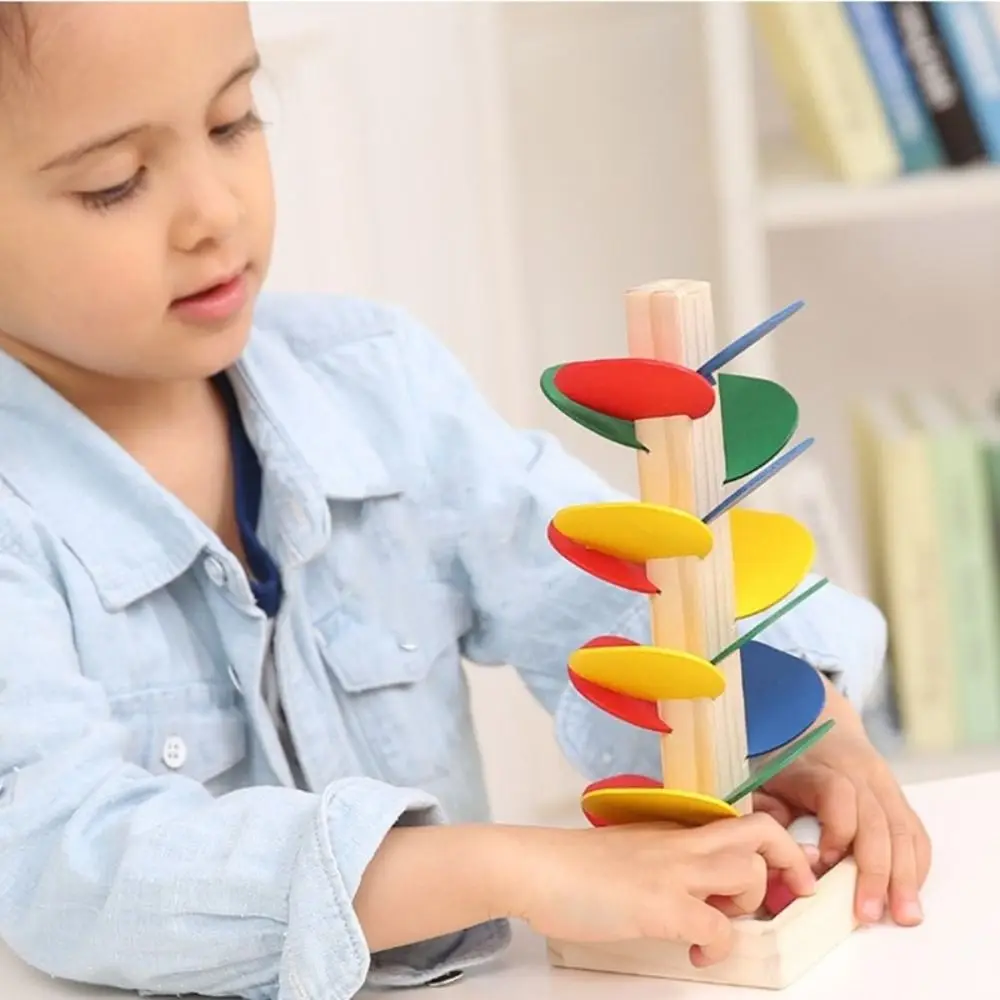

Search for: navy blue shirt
xmin=213 ymin=374 xmax=283 ymax=617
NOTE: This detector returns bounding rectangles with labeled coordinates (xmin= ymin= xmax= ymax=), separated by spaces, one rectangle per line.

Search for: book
xmin=751 ymin=2 xmax=901 ymax=182
xmin=929 ymin=1 xmax=1000 ymax=162
xmin=904 ymin=391 xmax=1000 ymax=744
xmin=844 ymin=2 xmax=945 ymax=172
xmin=888 ymin=1 xmax=987 ymax=166
xmin=852 ymin=395 xmax=959 ymax=750
xmin=980 ymin=396 xmax=1000 ymax=594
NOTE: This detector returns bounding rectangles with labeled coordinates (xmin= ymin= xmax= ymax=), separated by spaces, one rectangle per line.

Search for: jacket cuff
xmin=279 ymin=777 xmax=509 ymax=999
xmin=366 ymin=920 xmax=511 ymax=988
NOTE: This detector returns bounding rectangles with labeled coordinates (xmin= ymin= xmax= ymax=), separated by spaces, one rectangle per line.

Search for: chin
xmin=199 ymin=321 xmax=254 ymax=378
xmin=166 ymin=308 xmax=256 ymax=379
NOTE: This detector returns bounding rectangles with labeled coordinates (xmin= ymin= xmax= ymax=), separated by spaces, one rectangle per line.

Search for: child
xmin=0 ymin=4 xmax=928 ymax=999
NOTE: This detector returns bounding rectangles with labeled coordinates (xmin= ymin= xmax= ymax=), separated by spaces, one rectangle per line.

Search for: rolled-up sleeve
xmin=0 ymin=512 xmax=506 ymax=1000
xmin=395 ymin=309 xmax=888 ymax=783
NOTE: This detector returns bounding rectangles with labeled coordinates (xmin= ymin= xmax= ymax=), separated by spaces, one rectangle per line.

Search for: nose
xmin=170 ymin=158 xmax=243 ymax=253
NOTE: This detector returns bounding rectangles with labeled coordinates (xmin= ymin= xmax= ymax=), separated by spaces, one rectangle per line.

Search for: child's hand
xmin=753 ymin=720 xmax=931 ymax=928
xmin=510 ymin=813 xmax=816 ymax=966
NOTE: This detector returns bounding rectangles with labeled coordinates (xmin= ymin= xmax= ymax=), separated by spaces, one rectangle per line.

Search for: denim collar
xmin=0 ymin=321 xmax=400 ymax=610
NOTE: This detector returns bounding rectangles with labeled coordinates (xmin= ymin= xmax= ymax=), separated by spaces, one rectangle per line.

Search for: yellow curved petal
xmin=551 ymin=502 xmax=713 ymax=563
xmin=582 ymin=786 xmax=738 ymax=827
xmin=731 ymin=509 xmax=815 ymax=619
xmin=568 ymin=644 xmax=726 ymax=701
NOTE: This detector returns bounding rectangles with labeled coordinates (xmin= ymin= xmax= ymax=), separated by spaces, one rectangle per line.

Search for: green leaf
xmin=712 ymin=578 xmax=829 ymax=664
xmin=724 ymin=719 xmax=836 ymax=805
xmin=720 ymin=373 xmax=799 ymax=483
xmin=540 ymin=365 xmax=647 ymax=451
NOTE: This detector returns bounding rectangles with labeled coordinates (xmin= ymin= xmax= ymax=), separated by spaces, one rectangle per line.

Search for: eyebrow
xmin=39 ymin=51 xmax=262 ymax=172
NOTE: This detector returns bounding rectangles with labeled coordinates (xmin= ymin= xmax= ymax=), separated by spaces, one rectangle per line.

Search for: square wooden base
xmin=546 ymin=858 xmax=858 ymax=990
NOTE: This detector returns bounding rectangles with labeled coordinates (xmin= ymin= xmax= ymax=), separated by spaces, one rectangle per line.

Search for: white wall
xmin=252 ymin=2 xmax=531 ymax=418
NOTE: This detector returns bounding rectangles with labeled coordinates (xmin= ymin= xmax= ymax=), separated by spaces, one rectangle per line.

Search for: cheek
xmin=242 ymin=140 xmax=276 ymax=262
xmin=0 ymin=210 xmax=164 ymax=362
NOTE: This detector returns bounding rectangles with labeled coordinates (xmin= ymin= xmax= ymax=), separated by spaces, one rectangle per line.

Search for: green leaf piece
xmin=724 ymin=719 xmax=836 ymax=805
xmin=712 ymin=578 xmax=829 ymax=665
xmin=720 ymin=373 xmax=799 ymax=483
xmin=540 ymin=365 xmax=647 ymax=451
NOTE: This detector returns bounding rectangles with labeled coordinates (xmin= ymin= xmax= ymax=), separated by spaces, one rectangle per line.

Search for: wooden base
xmin=546 ymin=858 xmax=858 ymax=990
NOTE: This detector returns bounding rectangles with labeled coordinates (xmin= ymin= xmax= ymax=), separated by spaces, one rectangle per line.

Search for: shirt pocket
xmin=110 ymin=682 xmax=249 ymax=788
xmin=314 ymin=584 xmax=470 ymax=789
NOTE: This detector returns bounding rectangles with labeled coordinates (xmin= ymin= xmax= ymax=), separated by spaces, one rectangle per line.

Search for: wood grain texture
xmin=547 ymin=858 xmax=859 ymax=990
xmin=624 ymin=280 xmax=749 ymax=802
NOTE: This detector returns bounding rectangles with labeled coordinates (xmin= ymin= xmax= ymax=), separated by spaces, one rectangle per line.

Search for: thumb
xmin=752 ymin=790 xmax=823 ymax=870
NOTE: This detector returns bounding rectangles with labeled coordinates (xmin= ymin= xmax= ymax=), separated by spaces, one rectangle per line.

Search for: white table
xmin=2 ymin=771 xmax=991 ymax=999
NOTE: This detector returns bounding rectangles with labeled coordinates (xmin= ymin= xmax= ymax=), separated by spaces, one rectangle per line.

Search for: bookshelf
xmin=762 ymin=144 xmax=1000 ymax=230
xmin=702 ymin=1 xmax=1000 ymax=586
xmin=703 ymin=2 xmax=1000 ymax=765
xmin=704 ymin=1 xmax=1000 ymax=351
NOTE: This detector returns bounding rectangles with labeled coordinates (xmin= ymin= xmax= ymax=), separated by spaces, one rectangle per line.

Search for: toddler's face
xmin=0 ymin=2 xmax=275 ymax=389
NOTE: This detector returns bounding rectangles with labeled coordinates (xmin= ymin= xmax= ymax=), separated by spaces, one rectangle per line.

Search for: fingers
xmin=881 ymin=787 xmax=930 ymax=926
xmin=689 ymin=851 xmax=768 ymax=916
xmin=697 ymin=813 xmax=816 ymax=898
xmin=764 ymin=761 xmax=849 ymax=869
xmin=812 ymin=769 xmax=930 ymax=928
xmin=737 ymin=813 xmax=817 ymax=897
xmin=786 ymin=814 xmax=822 ymax=870
xmin=812 ymin=771 xmax=858 ymax=867
xmin=885 ymin=828 xmax=921 ymax=926
xmin=762 ymin=871 xmax=799 ymax=917
xmin=751 ymin=791 xmax=794 ymax=827
xmin=705 ymin=894 xmax=755 ymax=920
xmin=914 ymin=813 xmax=932 ymax=886
xmin=727 ymin=871 xmax=768 ymax=920
xmin=750 ymin=736 xmax=934 ymax=931
xmin=676 ymin=897 xmax=735 ymax=966
xmin=851 ymin=786 xmax=892 ymax=923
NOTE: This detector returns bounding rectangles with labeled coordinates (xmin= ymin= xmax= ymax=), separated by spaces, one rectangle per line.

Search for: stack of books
xmin=752 ymin=1 xmax=1000 ymax=183
xmin=853 ymin=391 xmax=1000 ymax=751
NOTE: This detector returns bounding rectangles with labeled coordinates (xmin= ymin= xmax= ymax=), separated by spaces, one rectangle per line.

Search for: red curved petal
xmin=547 ymin=522 xmax=657 ymax=594
xmin=554 ymin=358 xmax=715 ymax=421
xmin=568 ymin=669 xmax=671 ymax=733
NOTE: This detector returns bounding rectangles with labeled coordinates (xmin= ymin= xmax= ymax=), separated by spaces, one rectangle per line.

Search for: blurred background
xmin=249 ymin=1 xmax=1000 ymax=823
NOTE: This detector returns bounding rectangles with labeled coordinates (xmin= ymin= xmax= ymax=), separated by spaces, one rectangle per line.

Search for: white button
xmin=398 ymin=640 xmax=418 ymax=652
xmin=162 ymin=736 xmax=188 ymax=770
xmin=203 ymin=554 xmax=227 ymax=587
xmin=227 ymin=663 xmax=243 ymax=693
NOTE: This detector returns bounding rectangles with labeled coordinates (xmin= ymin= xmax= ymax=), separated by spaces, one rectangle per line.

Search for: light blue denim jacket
xmin=0 ymin=294 xmax=886 ymax=1000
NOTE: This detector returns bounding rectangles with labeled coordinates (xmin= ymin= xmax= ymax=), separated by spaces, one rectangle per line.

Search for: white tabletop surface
xmin=1 ymin=770 xmax=991 ymax=999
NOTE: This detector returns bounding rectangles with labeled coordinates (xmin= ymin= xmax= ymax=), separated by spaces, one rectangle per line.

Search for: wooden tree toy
xmin=540 ymin=280 xmax=859 ymax=990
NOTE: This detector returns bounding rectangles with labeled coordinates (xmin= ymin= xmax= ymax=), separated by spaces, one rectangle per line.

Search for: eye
xmin=77 ymin=168 xmax=148 ymax=212
xmin=210 ymin=109 xmax=265 ymax=144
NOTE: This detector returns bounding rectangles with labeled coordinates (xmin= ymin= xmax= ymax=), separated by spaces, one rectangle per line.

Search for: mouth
xmin=170 ymin=265 xmax=251 ymax=323
xmin=173 ymin=265 xmax=248 ymax=304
